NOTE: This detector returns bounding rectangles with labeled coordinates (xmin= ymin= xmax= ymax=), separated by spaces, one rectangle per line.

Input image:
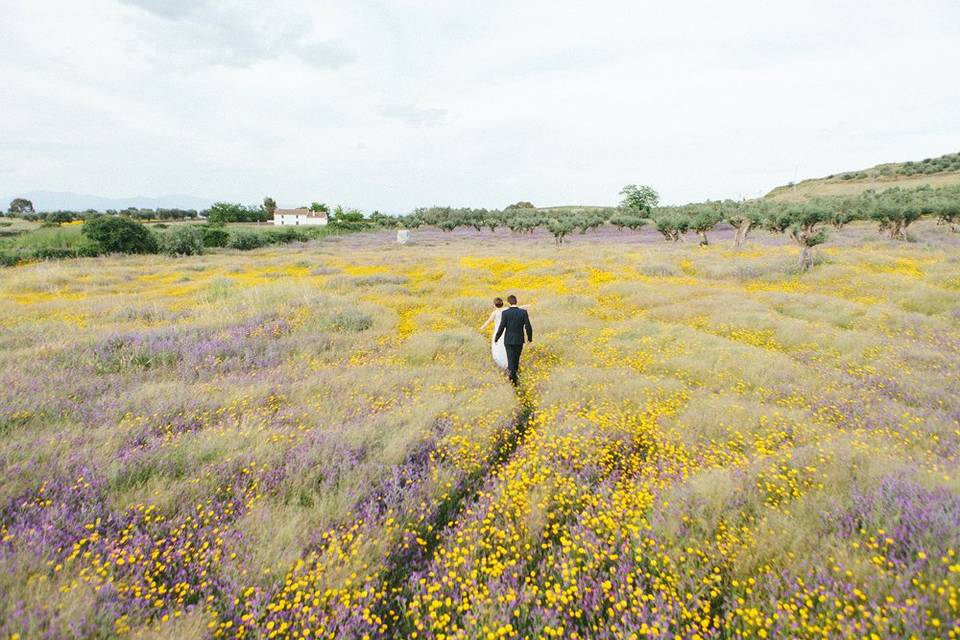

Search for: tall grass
xmin=0 ymin=223 xmax=958 ymax=638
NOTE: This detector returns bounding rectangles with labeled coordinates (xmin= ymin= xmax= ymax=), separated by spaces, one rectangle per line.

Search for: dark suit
xmin=494 ymin=306 xmax=532 ymax=384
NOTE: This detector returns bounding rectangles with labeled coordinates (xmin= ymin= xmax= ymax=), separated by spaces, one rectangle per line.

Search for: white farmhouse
xmin=274 ymin=208 xmax=328 ymax=226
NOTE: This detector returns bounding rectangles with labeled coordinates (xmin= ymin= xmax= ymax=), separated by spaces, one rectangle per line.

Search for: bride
xmin=479 ymin=297 xmax=531 ymax=369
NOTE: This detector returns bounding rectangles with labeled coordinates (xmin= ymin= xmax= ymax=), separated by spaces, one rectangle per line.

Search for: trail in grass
xmin=376 ymin=371 xmax=541 ymax=635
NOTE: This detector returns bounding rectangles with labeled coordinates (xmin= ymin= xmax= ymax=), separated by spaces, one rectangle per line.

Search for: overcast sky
xmin=2 ymin=1 xmax=959 ymax=211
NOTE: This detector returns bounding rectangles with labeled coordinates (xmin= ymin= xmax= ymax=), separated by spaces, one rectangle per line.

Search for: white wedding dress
xmin=491 ymin=309 xmax=508 ymax=369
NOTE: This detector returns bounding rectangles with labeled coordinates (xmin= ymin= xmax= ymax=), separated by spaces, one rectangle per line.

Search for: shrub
xmin=202 ymin=226 xmax=230 ymax=248
xmin=326 ymin=309 xmax=373 ymax=332
xmin=32 ymin=245 xmax=100 ymax=259
xmin=266 ymin=228 xmax=309 ymax=244
xmin=158 ymin=225 xmax=205 ymax=256
xmin=228 ymin=230 xmax=266 ymax=251
xmin=46 ymin=211 xmax=75 ymax=225
xmin=82 ymin=215 xmax=157 ymax=254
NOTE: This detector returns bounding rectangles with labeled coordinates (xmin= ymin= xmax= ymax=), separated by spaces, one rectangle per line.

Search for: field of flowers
xmin=2 ymin=222 xmax=959 ymax=639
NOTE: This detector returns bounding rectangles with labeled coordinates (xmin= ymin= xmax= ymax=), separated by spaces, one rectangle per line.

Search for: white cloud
xmin=1 ymin=0 xmax=958 ymax=210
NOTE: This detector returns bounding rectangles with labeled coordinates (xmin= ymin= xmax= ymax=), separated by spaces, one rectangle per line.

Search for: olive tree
xmin=652 ymin=211 xmax=689 ymax=243
xmin=462 ymin=209 xmax=488 ymax=232
xmin=575 ymin=212 xmax=606 ymax=234
xmin=609 ymin=213 xmax=646 ymax=231
xmin=686 ymin=203 xmax=722 ymax=246
xmin=868 ymin=191 xmax=921 ymax=240
xmin=485 ymin=210 xmax=505 ymax=232
xmin=929 ymin=195 xmax=960 ymax=232
xmin=828 ymin=196 xmax=863 ymax=229
xmin=507 ymin=213 xmax=541 ymax=234
xmin=724 ymin=200 xmax=764 ymax=249
xmin=546 ymin=216 xmax=576 ymax=246
xmin=764 ymin=201 xmax=831 ymax=271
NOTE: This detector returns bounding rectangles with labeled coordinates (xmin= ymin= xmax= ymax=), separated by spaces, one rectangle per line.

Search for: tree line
xmin=398 ymin=184 xmax=960 ymax=270
xmin=5 ymin=184 xmax=959 ymax=270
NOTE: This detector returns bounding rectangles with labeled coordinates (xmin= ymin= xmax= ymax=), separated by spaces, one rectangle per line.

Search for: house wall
xmin=275 ymin=214 xmax=328 ymax=226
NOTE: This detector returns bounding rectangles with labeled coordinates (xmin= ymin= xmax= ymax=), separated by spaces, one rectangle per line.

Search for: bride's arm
xmin=479 ymin=310 xmax=495 ymax=330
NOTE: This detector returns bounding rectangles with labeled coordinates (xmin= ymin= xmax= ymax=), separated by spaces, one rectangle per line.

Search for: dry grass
xmin=1 ymin=222 xmax=959 ymax=638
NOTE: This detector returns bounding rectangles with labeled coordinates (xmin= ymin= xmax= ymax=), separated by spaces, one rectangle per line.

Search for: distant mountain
xmin=766 ymin=151 xmax=960 ymax=202
xmin=0 ymin=191 xmax=215 ymax=212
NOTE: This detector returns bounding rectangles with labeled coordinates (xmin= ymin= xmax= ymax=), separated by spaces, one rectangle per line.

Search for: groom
xmin=494 ymin=295 xmax=533 ymax=385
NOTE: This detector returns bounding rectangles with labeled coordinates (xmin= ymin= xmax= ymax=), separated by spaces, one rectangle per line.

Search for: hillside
xmin=766 ymin=150 xmax=960 ymax=201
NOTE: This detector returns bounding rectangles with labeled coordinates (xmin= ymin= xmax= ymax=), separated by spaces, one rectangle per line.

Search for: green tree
xmin=687 ymin=203 xmax=723 ymax=246
xmin=310 ymin=202 xmax=330 ymax=214
xmin=369 ymin=211 xmax=399 ymax=228
xmin=652 ymin=211 xmax=689 ymax=242
xmin=263 ymin=196 xmax=277 ymax=217
xmin=724 ymin=200 xmax=764 ymax=249
xmin=829 ymin=196 xmax=863 ymax=230
xmin=82 ymin=215 xmax=158 ymax=254
xmin=546 ymin=216 xmax=575 ymax=246
xmin=609 ymin=213 xmax=646 ymax=231
xmin=462 ymin=209 xmax=487 ymax=232
xmin=485 ymin=210 xmax=505 ymax=232
xmin=437 ymin=218 xmax=461 ymax=232
xmin=8 ymin=198 xmax=34 ymax=215
xmin=506 ymin=213 xmax=541 ymax=234
xmin=261 ymin=197 xmax=277 ymax=226
xmin=764 ymin=201 xmax=831 ymax=271
xmin=619 ymin=185 xmax=659 ymax=214
xmin=929 ymin=193 xmax=960 ymax=232
xmin=608 ymin=213 xmax=631 ymax=231
xmin=867 ymin=189 xmax=921 ymax=240
xmin=575 ymin=212 xmax=606 ymax=234
xmin=397 ymin=214 xmax=423 ymax=229
xmin=207 ymin=202 xmax=242 ymax=226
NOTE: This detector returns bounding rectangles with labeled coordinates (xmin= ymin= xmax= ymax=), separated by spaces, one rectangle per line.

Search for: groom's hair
xmin=507 ymin=295 xmax=517 ymax=305
xmin=493 ymin=297 xmax=504 ymax=308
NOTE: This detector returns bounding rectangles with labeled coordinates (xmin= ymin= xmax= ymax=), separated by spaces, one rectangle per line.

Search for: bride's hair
xmin=493 ymin=297 xmax=504 ymax=308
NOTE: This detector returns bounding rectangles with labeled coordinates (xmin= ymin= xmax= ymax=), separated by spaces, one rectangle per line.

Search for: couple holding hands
xmin=479 ymin=295 xmax=533 ymax=385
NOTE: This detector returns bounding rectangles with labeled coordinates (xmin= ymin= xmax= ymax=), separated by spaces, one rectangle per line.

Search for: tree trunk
xmin=887 ymin=221 xmax=904 ymax=240
xmin=798 ymin=244 xmax=813 ymax=271
xmin=697 ymin=230 xmax=709 ymax=246
xmin=733 ymin=221 xmax=752 ymax=249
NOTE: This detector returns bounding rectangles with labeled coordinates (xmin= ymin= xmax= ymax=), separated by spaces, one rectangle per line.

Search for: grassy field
xmin=1 ymin=223 xmax=959 ymax=638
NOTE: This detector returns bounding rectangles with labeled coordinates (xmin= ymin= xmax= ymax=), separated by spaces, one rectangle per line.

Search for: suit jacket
xmin=495 ymin=306 xmax=532 ymax=346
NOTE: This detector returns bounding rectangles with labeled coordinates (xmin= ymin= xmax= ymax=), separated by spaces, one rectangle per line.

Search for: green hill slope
xmin=766 ymin=151 xmax=960 ymax=202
